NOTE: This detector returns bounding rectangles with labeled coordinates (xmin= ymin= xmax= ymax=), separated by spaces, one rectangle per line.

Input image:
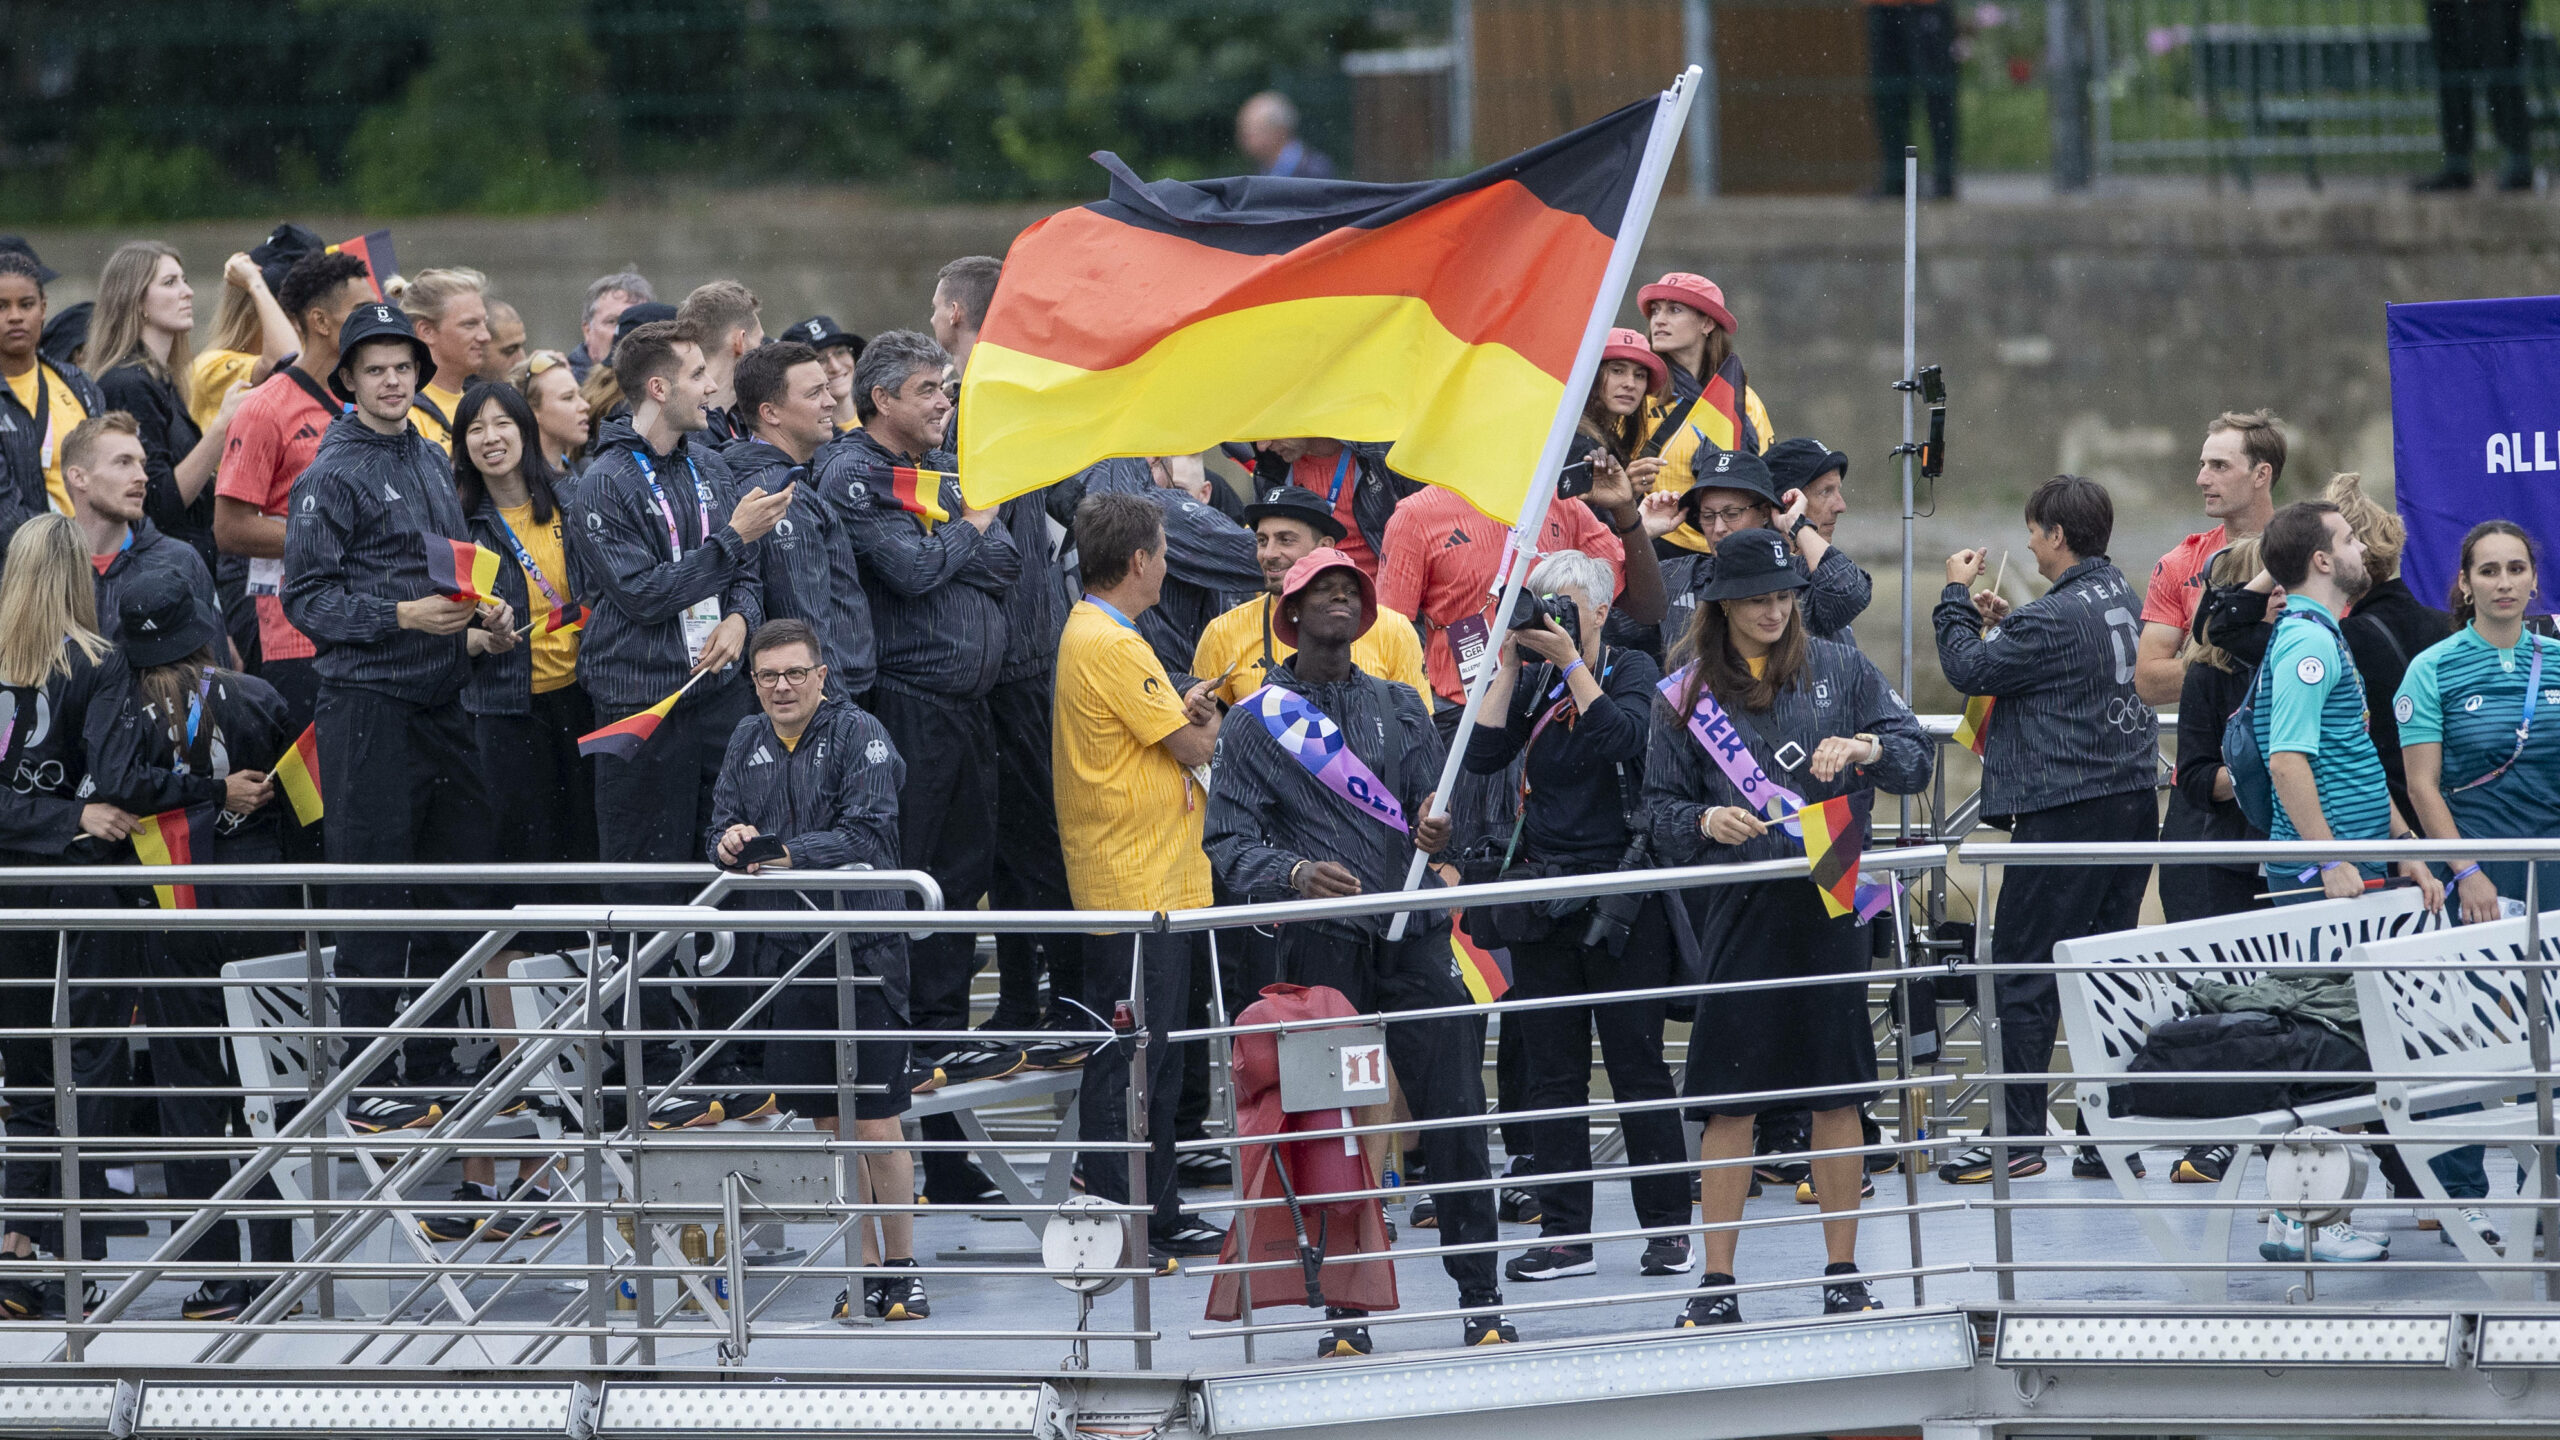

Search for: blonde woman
xmin=90 ymin=242 xmax=251 ymax=570
xmin=186 ymin=246 xmax=296 ymax=431
xmin=388 ymin=267 xmax=491 ymax=451
xmin=510 ymin=350 xmax=594 ymax=476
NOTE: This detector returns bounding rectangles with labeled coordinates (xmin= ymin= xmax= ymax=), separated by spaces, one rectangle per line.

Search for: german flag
xmin=1449 ymin=925 xmax=1512 ymax=1005
xmin=273 ymin=723 xmax=322 ymax=826
xmin=328 ymin=229 xmax=398 ymax=302
xmin=422 ymin=539 xmax=501 ymax=605
xmin=1799 ymin=792 xmax=1894 ymax=922
xmin=526 ymin=601 xmax=587 ymax=637
xmin=1953 ymin=694 xmax=1994 ymax=758
xmin=132 ymin=804 xmax=214 ymax=910
xmin=888 ymin=467 xmax=952 ymax=530
xmin=959 ymin=95 xmax=1660 ymax=524
xmin=579 ymin=684 xmax=686 ymax=760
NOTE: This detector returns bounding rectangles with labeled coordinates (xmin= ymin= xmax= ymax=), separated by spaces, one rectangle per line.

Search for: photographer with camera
xmin=1460 ymin=550 xmax=1691 ymax=1284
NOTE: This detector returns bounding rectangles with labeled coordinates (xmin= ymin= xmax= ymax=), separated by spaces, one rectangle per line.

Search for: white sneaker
xmin=2260 ymin=1213 xmax=2387 ymax=1263
xmin=2445 ymin=1207 xmax=2505 ymax=1249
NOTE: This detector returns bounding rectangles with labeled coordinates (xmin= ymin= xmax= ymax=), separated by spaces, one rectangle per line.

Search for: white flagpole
xmin=1385 ymin=67 xmax=1703 ymax=942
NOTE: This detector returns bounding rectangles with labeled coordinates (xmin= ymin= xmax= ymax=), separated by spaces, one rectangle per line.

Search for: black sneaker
xmin=923 ymin=1041 xmax=1028 ymax=1087
xmin=22 ymin=1277 xmax=105 ymax=1320
xmin=182 ymin=1278 xmax=268 ymax=1321
xmin=1459 ymin=1291 xmax=1516 ymax=1346
xmin=877 ymin=1258 xmax=929 ymax=1320
xmin=1821 ymin=1261 xmax=1883 ymax=1314
xmin=2073 ymin=1148 xmax=2143 ymax=1179
xmin=1640 ymin=1235 xmax=1694 ymax=1276
xmin=1148 ymin=1222 xmax=1227 ymax=1263
xmin=1319 ymin=1307 xmax=1374 ymax=1358
xmin=1794 ymin=1175 xmax=1877 ymax=1203
xmin=1678 ymin=1273 xmax=1740 ymax=1328
xmin=1021 ymin=1011 xmax=1096 ymax=1070
xmin=346 ymin=1095 xmax=441 ymax=1133
xmin=1407 ymin=1195 xmax=1438 ymax=1229
xmin=481 ymin=1187 xmax=565 ymax=1241
xmin=1174 ymin=1149 xmax=1233 ymax=1187
xmin=1935 ymin=1147 xmax=2047 ymax=1185
xmin=418 ymin=1186 xmax=487 ymax=1243
xmin=648 ymin=1090 xmax=779 ymax=1129
xmin=2173 ymin=1145 xmax=2234 ymax=1184
xmin=1497 ymin=1187 xmax=1545 ymax=1225
xmin=833 ymin=1284 xmax=876 ymax=1323
xmin=1503 ymin=1243 xmax=1596 ymax=1282
xmin=907 ymin=1057 xmax=946 ymax=1095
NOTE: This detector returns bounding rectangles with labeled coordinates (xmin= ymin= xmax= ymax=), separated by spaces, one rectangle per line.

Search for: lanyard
xmin=183 ymin=670 xmax=211 ymax=749
xmin=490 ymin=507 xmax=570 ymax=616
xmin=632 ymin=450 xmax=711 ymax=560
xmin=2450 ymin=637 xmax=2547 ymax=794
xmin=1085 ymin=595 xmax=1140 ymax=632
xmin=1322 ymin=451 xmax=1352 ymax=508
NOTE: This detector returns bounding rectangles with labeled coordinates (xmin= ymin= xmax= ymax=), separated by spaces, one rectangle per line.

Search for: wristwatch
xmin=1788 ymin=514 xmax=1817 ymax=542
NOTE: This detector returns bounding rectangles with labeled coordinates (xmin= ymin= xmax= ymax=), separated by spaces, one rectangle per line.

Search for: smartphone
xmin=732 ymin=834 xmax=788 ymax=868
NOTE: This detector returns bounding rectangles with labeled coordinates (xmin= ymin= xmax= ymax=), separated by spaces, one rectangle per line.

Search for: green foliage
xmin=342 ymin=0 xmax=605 ymax=213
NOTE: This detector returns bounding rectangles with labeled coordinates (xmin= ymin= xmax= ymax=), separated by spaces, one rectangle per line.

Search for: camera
xmin=1507 ymin=587 xmax=1580 ymax=646
xmin=1555 ymin=430 xmax=1603 ymax=499
xmin=1582 ymin=834 xmax=1654 ymax=954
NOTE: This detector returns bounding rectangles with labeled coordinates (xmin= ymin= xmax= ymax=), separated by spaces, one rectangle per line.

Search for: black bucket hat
xmin=1763 ymin=437 xmax=1850 ymax=496
xmin=609 ymin=302 xmax=680 ymax=364
xmin=0 ymin=236 xmax=58 ymax=285
xmin=789 ymin=315 xmax=865 ymax=353
xmin=119 ymin=573 xmax=222 ymax=669
xmin=1241 ymin=482 xmax=1347 ymax=541
xmin=250 ymin=223 xmax=326 ymax=294
xmin=1695 ymin=527 xmax=1810 ymax=604
xmin=330 ymin=300 xmax=436 ymax=402
xmin=40 ymin=302 xmax=91 ymax=366
xmin=1677 ymin=447 xmax=1782 ymax=522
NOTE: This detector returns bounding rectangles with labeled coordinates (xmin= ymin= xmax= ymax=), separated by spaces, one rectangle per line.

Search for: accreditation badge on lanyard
xmin=637 ymin=451 xmax=725 ymax=665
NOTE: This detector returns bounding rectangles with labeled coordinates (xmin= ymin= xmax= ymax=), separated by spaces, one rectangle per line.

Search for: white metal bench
xmin=2348 ymin=911 xmax=2560 ymax=1298
xmin=2055 ymin=889 xmax=2446 ymax=1298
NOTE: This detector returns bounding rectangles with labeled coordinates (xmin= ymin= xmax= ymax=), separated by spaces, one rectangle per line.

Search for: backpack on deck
xmin=2223 ymin=605 xmax=2353 ymax=835
xmin=2114 ymin=1010 xmax=2370 ymax=1118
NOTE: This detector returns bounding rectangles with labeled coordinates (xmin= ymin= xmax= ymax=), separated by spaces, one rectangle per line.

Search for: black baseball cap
xmin=1241 ymin=482 xmax=1347 ymax=541
xmin=251 ymin=223 xmax=326 ymax=294
xmin=1677 ymin=447 xmax=1781 ymax=519
xmin=1763 ymin=437 xmax=1849 ymax=495
xmin=1694 ymin=527 xmax=1811 ymax=603
xmin=610 ymin=302 xmax=679 ymax=363
xmin=330 ymin=300 xmax=436 ymax=402
xmin=40 ymin=302 xmax=91 ymax=366
xmin=119 ymin=573 xmax=222 ymax=669
xmin=789 ymin=315 xmax=865 ymax=353
xmin=0 ymin=236 xmax=57 ymax=285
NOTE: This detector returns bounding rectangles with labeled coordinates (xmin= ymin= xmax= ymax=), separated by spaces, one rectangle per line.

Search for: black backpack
xmin=2113 ymin=1010 xmax=2370 ymax=1118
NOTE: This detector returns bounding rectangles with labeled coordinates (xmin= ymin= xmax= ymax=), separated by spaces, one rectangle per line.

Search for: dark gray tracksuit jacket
xmin=817 ymin=427 xmax=1018 ymax=704
xmin=281 ymin=414 xmax=475 ymax=706
xmin=730 ymin=437 xmax=875 ymax=700
xmin=1204 ymin=660 xmax=1448 ymax=939
xmin=564 ymin=418 xmax=765 ymax=714
xmin=1612 ymin=544 xmax=1872 ymax=659
xmin=1933 ymin=555 xmax=2157 ymax=820
xmin=0 ymin=357 xmax=106 ymax=553
xmin=94 ymin=518 xmax=218 ymax=645
xmin=1061 ymin=458 xmax=1264 ymax=680
xmin=706 ymin=697 xmax=910 ymax=1011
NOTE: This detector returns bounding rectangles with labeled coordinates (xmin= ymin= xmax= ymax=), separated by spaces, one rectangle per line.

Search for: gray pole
xmin=1449 ymin=0 xmax=1475 ymax=169
xmin=1898 ymin=146 xmax=1918 ymax=842
xmin=2047 ymin=0 xmax=2093 ymax=190
xmin=1684 ymin=0 xmax=1716 ymax=198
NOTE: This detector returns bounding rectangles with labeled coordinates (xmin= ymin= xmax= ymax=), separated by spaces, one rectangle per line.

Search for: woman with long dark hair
xmin=1640 ymin=526 xmax=1930 ymax=1327
xmin=89 ymin=242 xmax=250 ymax=571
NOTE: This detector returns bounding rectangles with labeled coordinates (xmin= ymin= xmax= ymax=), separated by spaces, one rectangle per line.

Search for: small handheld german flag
xmin=577 ymin=672 xmax=704 ymax=759
xmin=521 ymin=601 xmax=587 ymax=637
xmin=423 ymin=539 xmax=502 ymax=605
xmin=328 ymin=229 xmax=398 ymax=301
xmin=1450 ymin=924 xmax=1512 ymax=1004
xmin=1953 ymin=694 xmax=1993 ymax=758
xmin=888 ymin=467 xmax=952 ymax=529
xmin=132 ymin=804 xmax=216 ymax=910
xmin=272 ymin=723 xmax=322 ymax=825
xmin=1799 ymin=792 xmax=1895 ymax=922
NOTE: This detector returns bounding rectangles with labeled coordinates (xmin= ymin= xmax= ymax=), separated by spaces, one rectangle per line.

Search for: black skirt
xmin=1681 ymin=877 xmax=1878 ymax=1120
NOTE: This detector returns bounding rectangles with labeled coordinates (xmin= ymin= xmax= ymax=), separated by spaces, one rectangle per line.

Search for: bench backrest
xmin=506 ymin=952 xmax=595 ymax=1101
xmin=2054 ymin=889 xmax=2444 ymax=1077
xmin=2348 ymin=910 xmax=2560 ymax=1081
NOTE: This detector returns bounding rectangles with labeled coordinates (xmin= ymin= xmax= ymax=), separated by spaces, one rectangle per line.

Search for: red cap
xmin=1636 ymin=271 xmax=1737 ymax=337
xmin=1601 ymin=326 xmax=1670 ymax=398
xmin=1273 ymin=547 xmax=1378 ymax=648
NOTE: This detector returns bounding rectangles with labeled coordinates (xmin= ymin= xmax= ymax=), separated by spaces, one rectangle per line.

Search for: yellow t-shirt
xmin=5 ymin=363 xmax=86 ymax=516
xmin=1053 ymin=599 xmax=1213 ymax=912
xmin=779 ymin=731 xmax=801 ymax=753
xmin=1192 ymin=594 xmax=1431 ymax=713
xmin=190 ymin=349 xmax=260 ymax=430
xmin=496 ymin=501 xmax=579 ymax=694
xmin=1647 ymin=381 xmax=1775 ymax=554
xmin=412 ymin=383 xmax=464 ymax=453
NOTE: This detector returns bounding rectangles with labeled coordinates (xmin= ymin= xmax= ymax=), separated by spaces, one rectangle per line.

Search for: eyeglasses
xmin=1694 ymin=504 xmax=1765 ymax=526
xmin=751 ymin=665 xmax=818 ymax=690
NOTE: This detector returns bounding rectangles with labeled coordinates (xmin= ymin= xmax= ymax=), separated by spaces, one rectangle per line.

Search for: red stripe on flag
xmin=888 ymin=467 xmax=952 ymax=527
xmin=1450 ymin=925 xmax=1512 ymax=1003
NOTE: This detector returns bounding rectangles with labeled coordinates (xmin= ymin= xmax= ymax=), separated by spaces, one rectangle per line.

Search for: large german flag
xmin=959 ymin=96 xmax=1659 ymax=524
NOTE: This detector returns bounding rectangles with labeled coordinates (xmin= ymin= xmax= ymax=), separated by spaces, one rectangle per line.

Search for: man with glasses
xmin=1618 ymin=447 xmax=1869 ymax=661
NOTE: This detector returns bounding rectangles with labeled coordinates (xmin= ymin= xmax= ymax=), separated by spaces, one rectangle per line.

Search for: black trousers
xmin=986 ymin=673 xmax=1077 ymax=1025
xmin=316 ymin=687 xmax=497 ymax=1090
xmin=1869 ymin=1 xmax=1959 ymax=196
xmin=2158 ymin=862 xmax=2268 ymax=925
xmin=136 ymin=889 xmax=294 ymax=1267
xmin=1275 ymin=920 xmax=1498 ymax=1296
xmin=260 ymin=657 xmax=324 ymax=866
xmin=2428 ymin=0 xmax=2532 ymax=172
xmin=477 ymin=685 xmax=597 ymax=871
xmin=1991 ymin=789 xmax=2157 ymax=1148
xmin=1510 ymin=897 xmax=1688 ymax=1237
xmin=1078 ymin=932 xmax=1196 ymax=1233
xmin=0 ymin=880 xmax=123 ymax=1261
xmin=869 ymin=686 xmax=1000 ymax=1193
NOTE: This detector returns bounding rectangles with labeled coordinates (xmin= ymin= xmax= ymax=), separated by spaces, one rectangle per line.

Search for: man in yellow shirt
xmin=1053 ymin=491 xmax=1228 ymax=1262
xmin=0 ymin=243 xmax=101 ymax=534
xmin=1193 ymin=483 xmax=1429 ymax=711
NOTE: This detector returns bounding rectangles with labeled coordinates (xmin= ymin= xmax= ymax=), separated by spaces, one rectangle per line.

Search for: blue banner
xmin=2389 ymin=294 xmax=2560 ymax=611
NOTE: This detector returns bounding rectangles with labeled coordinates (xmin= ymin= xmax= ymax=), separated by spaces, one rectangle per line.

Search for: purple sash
xmin=1249 ymin=684 xmax=1409 ymax=833
xmin=1658 ymin=668 xmax=1806 ymax=837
